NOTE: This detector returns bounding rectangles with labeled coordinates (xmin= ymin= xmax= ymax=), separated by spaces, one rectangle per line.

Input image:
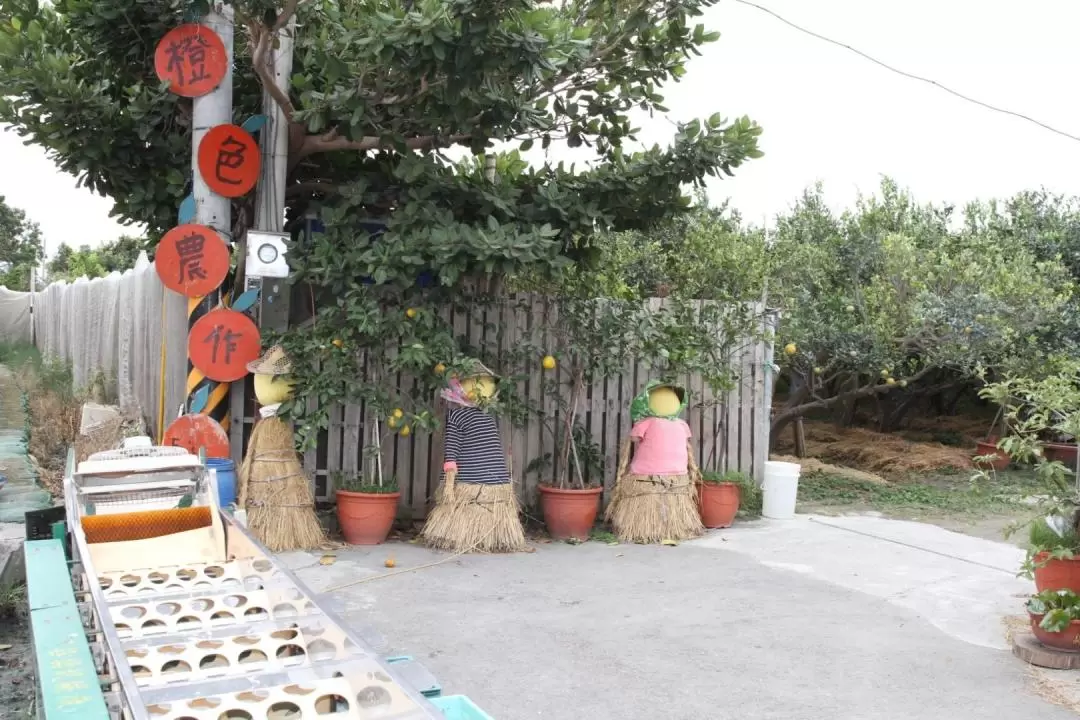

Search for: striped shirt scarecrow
xmin=605 ymin=380 xmax=705 ymax=543
xmin=421 ymin=360 xmax=527 ymax=553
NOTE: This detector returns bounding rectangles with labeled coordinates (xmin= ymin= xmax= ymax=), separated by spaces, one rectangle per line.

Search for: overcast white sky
xmin=3 ymin=0 xmax=1079 ymax=257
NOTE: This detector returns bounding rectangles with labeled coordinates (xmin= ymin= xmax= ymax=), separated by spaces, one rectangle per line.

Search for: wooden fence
xmin=227 ymin=296 xmax=778 ymax=517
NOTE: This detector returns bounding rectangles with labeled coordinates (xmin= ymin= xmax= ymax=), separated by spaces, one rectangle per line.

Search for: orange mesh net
xmin=82 ymin=507 xmax=212 ymax=544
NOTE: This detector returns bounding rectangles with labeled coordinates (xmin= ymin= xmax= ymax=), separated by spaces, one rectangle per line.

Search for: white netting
xmin=0 ymin=285 xmax=32 ymax=342
xmin=28 ymin=252 xmax=188 ymax=439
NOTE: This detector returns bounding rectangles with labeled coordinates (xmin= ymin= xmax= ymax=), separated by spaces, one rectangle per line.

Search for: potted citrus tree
xmin=698 ymin=470 xmax=760 ymax=528
xmin=335 ymin=404 xmax=415 ymax=545
xmin=535 ymin=296 xmax=643 ymax=540
xmin=979 ymin=367 xmax=1080 ymax=590
xmin=336 ymin=470 xmax=401 ymax=545
xmin=1026 ymin=589 xmax=1080 ymax=651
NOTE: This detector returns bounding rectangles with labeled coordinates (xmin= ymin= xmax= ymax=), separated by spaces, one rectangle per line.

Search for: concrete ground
xmin=282 ymin=514 xmax=1078 ymax=720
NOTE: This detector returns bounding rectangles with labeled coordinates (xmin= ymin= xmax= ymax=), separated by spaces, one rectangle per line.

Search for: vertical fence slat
xmin=738 ymin=336 xmax=754 ymax=474
xmin=326 ymin=403 xmax=343 ymax=484
xmin=341 ymin=402 xmax=362 ymax=483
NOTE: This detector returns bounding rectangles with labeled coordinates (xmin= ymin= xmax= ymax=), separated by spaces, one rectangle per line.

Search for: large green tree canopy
xmin=0 ymin=0 xmax=764 ymax=443
xmin=0 ymin=0 xmax=762 ymax=289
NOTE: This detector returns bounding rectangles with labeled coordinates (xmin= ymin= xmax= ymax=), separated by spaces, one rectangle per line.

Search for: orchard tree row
xmin=602 ymin=180 xmax=1080 ymax=440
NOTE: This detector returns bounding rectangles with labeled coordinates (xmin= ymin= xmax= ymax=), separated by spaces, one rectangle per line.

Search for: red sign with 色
xmin=189 ymin=308 xmax=261 ymax=382
xmin=154 ymin=24 xmax=228 ymax=98
xmin=197 ymin=124 xmax=260 ymax=198
xmin=155 ymin=224 xmax=230 ymax=298
xmin=163 ymin=413 xmax=231 ymax=459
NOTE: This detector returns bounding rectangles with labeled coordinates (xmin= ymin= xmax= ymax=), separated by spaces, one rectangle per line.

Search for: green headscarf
xmin=629 ymin=380 xmax=688 ymax=423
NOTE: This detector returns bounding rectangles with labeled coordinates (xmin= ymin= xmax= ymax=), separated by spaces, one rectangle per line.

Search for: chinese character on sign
xmin=155 ymin=25 xmax=227 ymax=99
xmin=214 ymin=134 xmax=249 ymax=186
xmin=203 ymin=324 xmax=242 ymax=366
xmin=163 ymin=34 xmax=212 ymax=89
xmin=176 ymin=231 xmax=208 ymax=283
xmin=189 ymin=309 xmax=261 ymax=382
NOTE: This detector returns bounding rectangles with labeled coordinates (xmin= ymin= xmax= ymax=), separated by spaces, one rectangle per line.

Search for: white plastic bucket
xmin=762 ymin=461 xmax=801 ymax=519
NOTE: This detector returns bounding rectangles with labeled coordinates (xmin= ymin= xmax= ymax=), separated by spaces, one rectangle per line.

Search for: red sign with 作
xmin=189 ymin=308 xmax=262 ymax=382
xmin=155 ymin=224 xmax=230 ymax=298
xmin=197 ymin=124 xmax=260 ymax=198
xmin=154 ymin=24 xmax=228 ymax=98
xmin=163 ymin=413 xmax=231 ymax=459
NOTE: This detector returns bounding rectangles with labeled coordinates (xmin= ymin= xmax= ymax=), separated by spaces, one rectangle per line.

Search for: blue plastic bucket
xmin=207 ymin=458 xmax=237 ymax=508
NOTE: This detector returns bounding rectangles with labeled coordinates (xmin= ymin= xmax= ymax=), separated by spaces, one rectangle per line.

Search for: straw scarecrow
xmin=606 ymin=380 xmax=704 ymax=543
xmin=421 ymin=360 xmax=527 ymax=553
xmin=237 ymin=345 xmax=325 ymax=551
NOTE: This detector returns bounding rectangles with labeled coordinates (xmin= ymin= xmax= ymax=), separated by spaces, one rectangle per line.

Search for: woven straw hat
xmin=247 ymin=344 xmax=293 ymax=376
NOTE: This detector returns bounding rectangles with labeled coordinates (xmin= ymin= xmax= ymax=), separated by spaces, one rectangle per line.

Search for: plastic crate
xmin=431 ymin=695 xmax=494 ymax=720
xmin=385 ymin=655 xmax=442 ymax=698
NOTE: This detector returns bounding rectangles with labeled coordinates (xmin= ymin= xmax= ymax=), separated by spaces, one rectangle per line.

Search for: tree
xmin=768 ymin=179 xmax=1076 ymax=439
xmin=98 ymin=235 xmax=146 ymax=273
xmin=46 ymin=243 xmax=104 ymax=281
xmin=45 ymin=235 xmax=145 ymax=282
xmin=1 ymin=0 xmax=763 ymax=444
xmin=0 ymin=0 xmax=762 ymax=241
xmin=0 ymin=195 xmax=43 ymax=291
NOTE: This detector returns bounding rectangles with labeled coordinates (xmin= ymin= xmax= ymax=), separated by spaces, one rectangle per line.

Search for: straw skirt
xmin=605 ymin=472 xmax=704 ymax=544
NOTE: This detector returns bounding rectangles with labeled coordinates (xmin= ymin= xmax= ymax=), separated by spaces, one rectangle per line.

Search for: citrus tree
xmin=769 ymin=179 xmax=1075 ymax=439
xmin=1 ymin=0 xmax=764 ymax=448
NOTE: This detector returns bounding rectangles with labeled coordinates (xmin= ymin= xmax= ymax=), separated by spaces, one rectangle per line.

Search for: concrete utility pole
xmin=186 ymin=3 xmax=234 ymax=424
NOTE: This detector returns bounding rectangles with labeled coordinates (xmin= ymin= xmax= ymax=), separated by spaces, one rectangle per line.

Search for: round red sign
xmin=154 ymin=24 xmax=228 ymax=98
xmin=163 ymin=413 xmax=231 ymax=459
xmin=188 ymin=308 xmax=262 ymax=382
xmin=155 ymin=224 xmax=230 ymax=298
xmin=197 ymin=124 xmax=261 ymax=198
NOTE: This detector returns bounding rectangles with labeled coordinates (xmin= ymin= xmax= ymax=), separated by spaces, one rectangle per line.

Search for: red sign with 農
xmin=197 ymin=124 xmax=260 ymax=198
xmin=154 ymin=24 xmax=228 ymax=98
xmin=163 ymin=413 xmax=231 ymax=459
xmin=155 ymin=224 xmax=230 ymax=298
xmin=189 ymin=308 xmax=262 ymax=382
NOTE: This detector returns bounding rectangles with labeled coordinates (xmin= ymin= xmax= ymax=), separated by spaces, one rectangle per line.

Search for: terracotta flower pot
xmin=1044 ymin=443 xmax=1079 ymax=466
xmin=336 ymin=489 xmax=400 ymax=545
xmin=974 ymin=440 xmax=1010 ymax=471
xmin=699 ymin=482 xmax=741 ymax=528
xmin=539 ymin=485 xmax=602 ymax=541
xmin=1030 ymin=613 xmax=1080 ymax=652
xmin=1034 ymin=552 xmax=1080 ymax=593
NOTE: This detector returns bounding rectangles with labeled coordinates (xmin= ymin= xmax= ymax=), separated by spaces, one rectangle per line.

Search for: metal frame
xmin=59 ymin=447 xmax=447 ymax=719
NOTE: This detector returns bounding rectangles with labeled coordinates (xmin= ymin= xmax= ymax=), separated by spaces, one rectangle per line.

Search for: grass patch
xmin=0 ymin=584 xmax=26 ymax=620
xmin=797 ymin=469 xmax=1040 ymax=517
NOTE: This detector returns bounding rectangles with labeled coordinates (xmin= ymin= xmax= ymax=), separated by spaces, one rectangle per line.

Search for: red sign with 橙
xmin=197 ymin=124 xmax=260 ymax=198
xmin=155 ymin=224 xmax=230 ymax=298
xmin=154 ymin=24 xmax=228 ymax=98
xmin=188 ymin=308 xmax=262 ymax=382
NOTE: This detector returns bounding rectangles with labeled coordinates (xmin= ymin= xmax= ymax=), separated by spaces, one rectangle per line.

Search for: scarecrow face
xmin=460 ymin=375 xmax=497 ymax=401
xmin=253 ymin=373 xmax=296 ymax=405
xmin=648 ymin=386 xmax=682 ymax=417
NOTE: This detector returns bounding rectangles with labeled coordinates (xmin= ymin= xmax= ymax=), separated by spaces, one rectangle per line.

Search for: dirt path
xmin=0 ymin=365 xmax=38 ymax=719
xmin=0 ymin=365 xmax=50 ymax=522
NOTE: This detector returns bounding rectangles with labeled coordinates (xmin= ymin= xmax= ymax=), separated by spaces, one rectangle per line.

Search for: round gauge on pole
xmin=257 ymin=243 xmax=279 ymax=264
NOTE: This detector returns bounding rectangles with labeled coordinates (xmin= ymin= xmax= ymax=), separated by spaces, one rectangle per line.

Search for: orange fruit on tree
xmin=542 ymin=355 xmax=556 ymax=370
